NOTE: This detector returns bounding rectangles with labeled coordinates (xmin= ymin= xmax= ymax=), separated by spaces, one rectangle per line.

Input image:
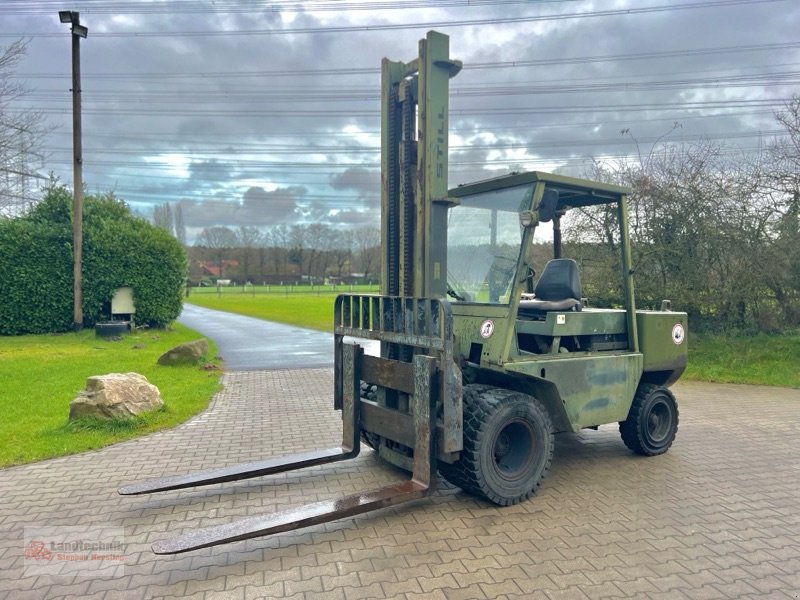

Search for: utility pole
xmin=59 ymin=11 xmax=88 ymax=329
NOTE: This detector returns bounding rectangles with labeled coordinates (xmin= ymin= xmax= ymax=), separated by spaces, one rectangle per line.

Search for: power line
xmin=15 ymin=98 xmax=789 ymax=117
xmin=21 ymin=71 xmax=800 ymax=105
xmin=0 ymin=0 xmax=572 ymax=16
xmin=41 ymin=129 xmax=789 ymax=158
xmin=43 ymin=138 xmax=779 ymax=178
xmin=16 ymin=41 xmax=800 ymax=80
xmin=2 ymin=0 xmax=786 ymax=38
xmin=38 ymin=109 xmax=782 ymax=142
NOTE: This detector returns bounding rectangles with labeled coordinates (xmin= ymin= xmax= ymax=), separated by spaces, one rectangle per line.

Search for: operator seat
xmin=519 ymin=258 xmax=582 ymax=314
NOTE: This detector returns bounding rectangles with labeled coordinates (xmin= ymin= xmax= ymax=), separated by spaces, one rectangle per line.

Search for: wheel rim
xmin=646 ymin=398 xmax=673 ymax=444
xmin=492 ymin=419 xmax=535 ymax=481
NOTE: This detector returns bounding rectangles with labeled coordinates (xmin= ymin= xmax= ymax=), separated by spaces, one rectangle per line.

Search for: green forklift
xmin=120 ymin=30 xmax=687 ymax=553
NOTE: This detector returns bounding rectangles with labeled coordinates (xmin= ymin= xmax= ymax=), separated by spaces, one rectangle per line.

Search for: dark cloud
xmin=175 ymin=185 xmax=306 ymax=229
xmin=6 ymin=0 xmax=798 ymax=239
xmin=329 ymin=167 xmax=378 ymax=194
xmin=328 ymin=166 xmax=379 ymax=216
xmin=242 ymin=185 xmax=300 ymax=221
xmin=189 ymin=159 xmax=237 ymax=184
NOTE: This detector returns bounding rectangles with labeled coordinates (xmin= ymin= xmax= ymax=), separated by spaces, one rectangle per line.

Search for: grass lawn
xmin=187 ymin=289 xmax=348 ymax=331
xmin=684 ymin=332 xmax=800 ymax=388
xmin=0 ymin=323 xmax=221 ymax=468
xmin=190 ymin=284 xmax=378 ymax=296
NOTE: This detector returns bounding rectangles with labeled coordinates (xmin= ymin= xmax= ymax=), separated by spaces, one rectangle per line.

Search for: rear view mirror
xmin=538 ymin=189 xmax=559 ymax=223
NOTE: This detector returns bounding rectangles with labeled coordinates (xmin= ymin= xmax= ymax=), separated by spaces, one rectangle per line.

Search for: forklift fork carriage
xmin=119 ymin=296 xmax=454 ymax=554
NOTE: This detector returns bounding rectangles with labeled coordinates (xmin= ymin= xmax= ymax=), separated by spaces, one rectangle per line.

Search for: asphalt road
xmin=178 ymin=303 xmax=335 ymax=371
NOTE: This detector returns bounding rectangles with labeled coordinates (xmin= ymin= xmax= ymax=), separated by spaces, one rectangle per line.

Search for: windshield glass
xmin=447 ymin=184 xmax=532 ymax=303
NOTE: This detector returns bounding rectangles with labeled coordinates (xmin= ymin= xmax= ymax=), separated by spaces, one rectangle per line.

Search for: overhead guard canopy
xmin=449 ymin=171 xmax=631 ymax=209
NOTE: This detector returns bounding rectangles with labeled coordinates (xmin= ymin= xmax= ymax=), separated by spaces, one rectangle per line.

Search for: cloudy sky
xmin=4 ymin=0 xmax=798 ymax=240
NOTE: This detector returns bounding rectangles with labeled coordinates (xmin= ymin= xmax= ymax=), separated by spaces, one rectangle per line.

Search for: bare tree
xmin=174 ymin=203 xmax=186 ymax=245
xmin=1 ymin=40 xmax=49 ymax=216
xmin=236 ymin=225 xmax=263 ymax=283
xmin=773 ymin=96 xmax=800 ymax=184
xmin=332 ymin=229 xmax=353 ymax=279
xmin=306 ymin=223 xmax=335 ymax=281
xmin=195 ymin=226 xmax=237 ymax=279
xmin=152 ymin=202 xmax=173 ymax=234
xmin=353 ymin=226 xmax=380 ymax=283
xmin=288 ymin=224 xmax=307 ymax=276
xmin=265 ymin=224 xmax=290 ymax=275
xmin=765 ymin=96 xmax=800 ymax=324
xmin=568 ymin=136 xmax=791 ymax=331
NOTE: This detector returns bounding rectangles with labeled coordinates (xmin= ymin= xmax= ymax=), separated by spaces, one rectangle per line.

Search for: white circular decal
xmin=480 ymin=319 xmax=494 ymax=339
xmin=672 ymin=323 xmax=685 ymax=345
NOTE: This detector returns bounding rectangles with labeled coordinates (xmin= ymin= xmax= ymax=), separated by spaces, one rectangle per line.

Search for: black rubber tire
xmin=361 ymin=430 xmax=380 ymax=451
xmin=619 ymin=383 xmax=679 ymax=456
xmin=359 ymin=381 xmax=380 ymax=450
xmin=439 ymin=384 xmax=554 ymax=506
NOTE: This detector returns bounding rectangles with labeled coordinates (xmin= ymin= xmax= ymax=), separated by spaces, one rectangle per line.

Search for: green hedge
xmin=0 ymin=187 xmax=186 ymax=335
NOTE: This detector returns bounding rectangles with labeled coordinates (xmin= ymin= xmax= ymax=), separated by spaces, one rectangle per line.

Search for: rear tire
xmin=439 ymin=385 xmax=554 ymax=506
xmin=619 ymin=384 xmax=679 ymax=456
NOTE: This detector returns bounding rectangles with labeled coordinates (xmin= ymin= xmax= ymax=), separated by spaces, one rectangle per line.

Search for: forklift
xmin=120 ymin=31 xmax=687 ymax=553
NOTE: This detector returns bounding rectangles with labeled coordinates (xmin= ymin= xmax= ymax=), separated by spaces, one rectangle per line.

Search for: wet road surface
xmin=178 ymin=303 xmax=334 ymax=371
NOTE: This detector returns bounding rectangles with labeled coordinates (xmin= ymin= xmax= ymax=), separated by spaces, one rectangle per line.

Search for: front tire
xmin=439 ymin=385 xmax=554 ymax=506
xmin=619 ymin=384 xmax=679 ymax=456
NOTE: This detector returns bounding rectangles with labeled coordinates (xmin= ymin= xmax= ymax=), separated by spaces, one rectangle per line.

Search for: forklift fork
xmin=118 ymin=343 xmax=438 ymax=554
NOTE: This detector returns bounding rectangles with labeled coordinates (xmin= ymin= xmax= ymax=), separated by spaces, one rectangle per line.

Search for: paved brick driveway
xmin=1 ymin=373 xmax=799 ymax=600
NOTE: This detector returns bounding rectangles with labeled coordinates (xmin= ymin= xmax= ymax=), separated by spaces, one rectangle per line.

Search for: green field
xmin=190 ymin=283 xmax=379 ymax=296
xmin=0 ymin=324 xmax=221 ymax=467
xmin=187 ymin=284 xmax=378 ymax=331
xmin=683 ymin=333 xmax=800 ymax=388
xmin=190 ymin=291 xmax=798 ymax=388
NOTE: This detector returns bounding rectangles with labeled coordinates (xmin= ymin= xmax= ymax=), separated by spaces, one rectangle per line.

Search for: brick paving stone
xmin=682 ymin=585 xmax=728 ymax=600
xmin=478 ymin=579 xmax=523 ymax=596
xmin=340 ymin=582 xmax=385 ymax=600
xmin=575 ymin=581 xmax=626 ymax=598
xmin=381 ymin=578 xmax=425 ymax=596
xmin=508 ymin=593 xmax=550 ymax=600
xmin=442 ymin=585 xmax=488 ymax=600
xmin=244 ymin=581 xmax=283 ymax=599
xmin=358 ymin=567 xmax=398 ymax=587
xmin=544 ymin=585 xmax=591 ymax=599
xmin=204 ymin=588 xmax=245 ymax=600
xmin=1 ymin=376 xmax=799 ymax=599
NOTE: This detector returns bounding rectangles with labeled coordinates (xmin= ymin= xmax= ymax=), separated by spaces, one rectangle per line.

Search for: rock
xmin=69 ymin=373 xmax=163 ymax=421
xmin=157 ymin=339 xmax=208 ymax=366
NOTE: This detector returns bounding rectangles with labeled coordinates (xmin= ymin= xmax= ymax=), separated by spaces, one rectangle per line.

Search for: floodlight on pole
xmin=59 ymin=10 xmax=88 ymax=330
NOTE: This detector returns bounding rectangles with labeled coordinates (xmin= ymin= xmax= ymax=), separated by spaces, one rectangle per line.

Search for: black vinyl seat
xmin=519 ymin=258 xmax=582 ymax=313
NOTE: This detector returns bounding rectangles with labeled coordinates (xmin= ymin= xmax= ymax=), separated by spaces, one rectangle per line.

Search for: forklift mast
xmin=381 ymin=31 xmax=461 ymax=299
